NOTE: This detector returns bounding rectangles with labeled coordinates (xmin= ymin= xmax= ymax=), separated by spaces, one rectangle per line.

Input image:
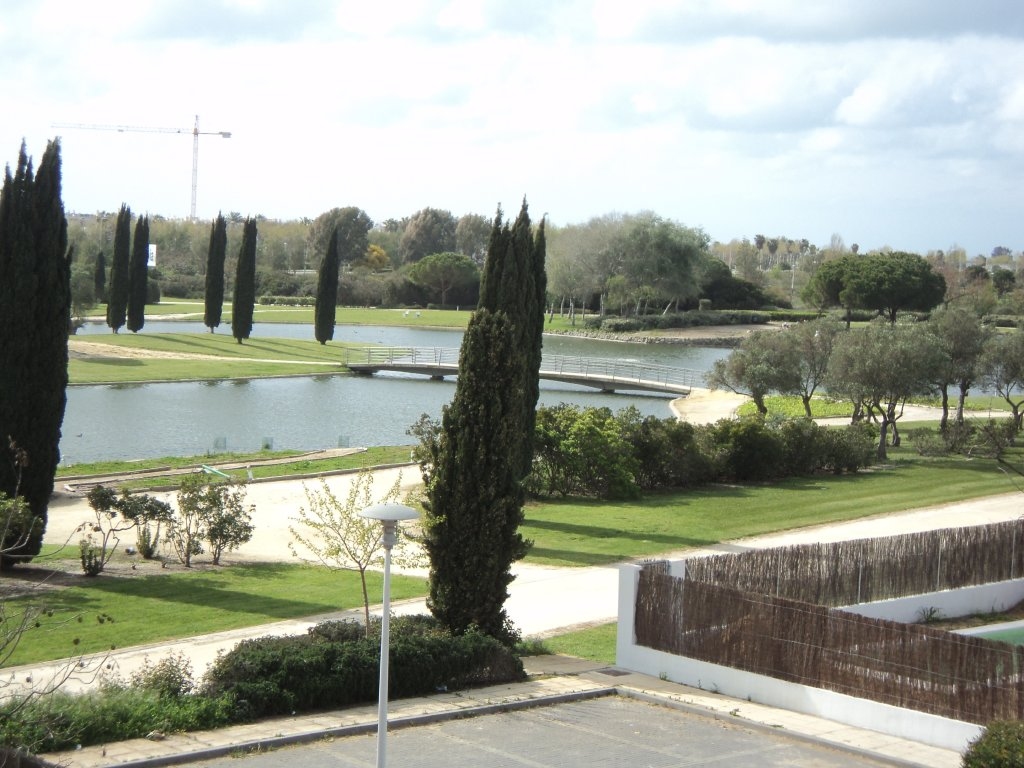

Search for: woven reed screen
xmin=634 ymin=527 xmax=1024 ymax=724
xmin=683 ymin=519 xmax=1024 ymax=606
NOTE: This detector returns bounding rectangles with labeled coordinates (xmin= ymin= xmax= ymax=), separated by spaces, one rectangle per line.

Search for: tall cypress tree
xmin=232 ymin=217 xmax=257 ymax=344
xmin=126 ymin=214 xmax=149 ymax=333
xmin=314 ymin=225 xmax=340 ymax=344
xmin=204 ymin=213 xmax=227 ymax=332
xmin=422 ymin=200 xmax=546 ymax=642
xmin=93 ymin=251 xmax=106 ymax=303
xmin=0 ymin=139 xmax=70 ymax=566
xmin=106 ymin=204 xmax=131 ymax=333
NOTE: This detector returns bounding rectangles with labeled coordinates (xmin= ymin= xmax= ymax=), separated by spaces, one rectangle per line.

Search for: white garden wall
xmin=616 ymin=564 xmax=986 ymax=752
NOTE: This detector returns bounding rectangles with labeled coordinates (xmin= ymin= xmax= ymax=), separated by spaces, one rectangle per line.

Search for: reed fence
xmin=683 ymin=520 xmax=1024 ymax=606
xmin=635 ymin=568 xmax=1024 ymax=724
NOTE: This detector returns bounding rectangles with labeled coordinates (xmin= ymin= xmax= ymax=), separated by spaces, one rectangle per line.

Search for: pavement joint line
xmin=614 ymin=687 xmax=936 ymax=768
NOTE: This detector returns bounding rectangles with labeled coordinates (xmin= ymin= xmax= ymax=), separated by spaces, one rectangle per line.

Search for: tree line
xmin=708 ymin=311 xmax=1023 ymax=460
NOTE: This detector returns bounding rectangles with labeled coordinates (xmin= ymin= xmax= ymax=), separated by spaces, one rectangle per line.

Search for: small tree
xmin=169 ymin=474 xmax=209 ymax=567
xmin=203 ymin=481 xmax=254 ymax=565
xmin=82 ymin=486 xmax=173 ymax=575
xmin=706 ymin=329 xmax=800 ymax=415
xmin=289 ymin=470 xmax=420 ymax=636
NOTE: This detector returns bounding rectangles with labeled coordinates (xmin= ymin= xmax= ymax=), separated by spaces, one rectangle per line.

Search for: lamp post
xmin=359 ymin=502 xmax=418 ymax=768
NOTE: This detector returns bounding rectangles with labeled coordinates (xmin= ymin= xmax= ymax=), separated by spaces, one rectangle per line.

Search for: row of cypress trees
xmin=104 ymin=204 xmax=150 ymax=334
xmin=201 ymin=212 xmax=258 ymax=344
xmin=0 ymin=140 xmax=71 ymax=566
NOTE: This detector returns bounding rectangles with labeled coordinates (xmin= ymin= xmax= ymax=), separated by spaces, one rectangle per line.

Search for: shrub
xmin=963 ymin=721 xmax=1024 ymax=768
xmin=201 ymin=617 xmax=523 ymax=720
xmin=819 ymin=424 xmax=875 ymax=474
xmin=698 ymin=418 xmax=785 ymax=482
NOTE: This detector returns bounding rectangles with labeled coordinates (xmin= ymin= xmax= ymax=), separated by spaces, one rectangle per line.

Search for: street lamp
xmin=359 ymin=502 xmax=418 ymax=768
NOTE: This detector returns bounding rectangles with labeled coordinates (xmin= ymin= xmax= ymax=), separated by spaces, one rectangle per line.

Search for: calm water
xmin=64 ymin=322 xmax=729 ymax=464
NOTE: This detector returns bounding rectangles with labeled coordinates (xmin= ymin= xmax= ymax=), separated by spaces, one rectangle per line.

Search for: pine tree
xmin=106 ymin=204 xmax=131 ymax=333
xmin=204 ymin=213 xmax=227 ymax=332
xmin=93 ymin=251 xmax=106 ymax=303
xmin=0 ymin=139 xmax=71 ymax=566
xmin=422 ymin=200 xmax=546 ymax=642
xmin=314 ymin=226 xmax=340 ymax=344
xmin=126 ymin=214 xmax=149 ymax=333
xmin=232 ymin=217 xmax=257 ymax=344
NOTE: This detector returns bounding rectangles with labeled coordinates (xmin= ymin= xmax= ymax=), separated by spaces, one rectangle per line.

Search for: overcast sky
xmin=2 ymin=0 xmax=1022 ymax=257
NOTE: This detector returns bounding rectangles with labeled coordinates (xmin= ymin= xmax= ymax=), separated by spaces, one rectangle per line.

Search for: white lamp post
xmin=360 ymin=502 xmax=418 ymax=768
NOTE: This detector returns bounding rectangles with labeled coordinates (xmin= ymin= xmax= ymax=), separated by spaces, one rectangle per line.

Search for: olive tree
xmin=827 ymin=321 xmax=944 ymax=460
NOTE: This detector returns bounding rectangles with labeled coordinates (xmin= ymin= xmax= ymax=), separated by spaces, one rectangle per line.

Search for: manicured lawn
xmin=543 ymin=622 xmax=617 ymax=665
xmin=58 ymin=446 xmax=416 ymax=489
xmin=6 ymin=560 xmax=426 ymax=666
xmin=522 ymin=453 xmax=1019 ymax=566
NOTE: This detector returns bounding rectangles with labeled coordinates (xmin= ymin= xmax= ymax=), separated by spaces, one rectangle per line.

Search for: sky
xmin=2 ymin=1 xmax=1023 ymax=258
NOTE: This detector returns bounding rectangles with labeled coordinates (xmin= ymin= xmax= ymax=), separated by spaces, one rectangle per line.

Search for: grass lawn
xmin=542 ymin=622 xmax=617 ymax=665
xmin=58 ymin=446 xmax=416 ymax=489
xmin=6 ymin=559 xmax=426 ymax=667
xmin=522 ymin=451 xmax=1020 ymax=566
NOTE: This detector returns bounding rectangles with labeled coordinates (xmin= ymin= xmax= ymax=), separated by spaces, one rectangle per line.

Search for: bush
xmin=819 ymin=424 xmax=875 ymax=474
xmin=201 ymin=617 xmax=524 ymax=720
xmin=698 ymin=418 xmax=785 ymax=482
xmin=963 ymin=721 xmax=1024 ymax=768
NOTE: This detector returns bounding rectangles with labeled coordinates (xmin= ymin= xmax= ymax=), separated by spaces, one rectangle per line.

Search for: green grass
xmin=6 ymin=560 xmax=426 ymax=666
xmin=736 ymin=395 xmax=862 ymax=419
xmin=543 ymin=622 xmax=617 ymax=664
xmin=522 ymin=451 xmax=1020 ymax=566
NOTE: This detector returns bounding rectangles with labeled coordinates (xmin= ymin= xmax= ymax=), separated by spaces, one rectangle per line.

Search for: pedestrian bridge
xmin=343 ymin=346 xmax=704 ymax=396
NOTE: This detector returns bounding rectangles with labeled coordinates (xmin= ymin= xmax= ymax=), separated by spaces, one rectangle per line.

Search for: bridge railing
xmin=540 ymin=354 xmax=706 ymax=389
xmin=343 ymin=347 xmax=461 ymax=367
xmin=344 ymin=346 xmax=706 ymax=390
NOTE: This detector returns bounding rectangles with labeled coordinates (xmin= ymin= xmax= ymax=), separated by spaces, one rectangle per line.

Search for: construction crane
xmin=52 ymin=115 xmax=232 ymax=220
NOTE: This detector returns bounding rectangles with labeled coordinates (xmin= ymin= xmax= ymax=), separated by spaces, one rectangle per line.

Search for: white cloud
xmin=3 ymin=1 xmax=1023 ymax=257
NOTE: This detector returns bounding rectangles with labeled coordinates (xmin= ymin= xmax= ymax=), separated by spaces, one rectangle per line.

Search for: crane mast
xmin=51 ymin=115 xmax=232 ymax=220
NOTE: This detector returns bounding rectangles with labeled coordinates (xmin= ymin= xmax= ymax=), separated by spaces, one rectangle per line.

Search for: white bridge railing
xmin=343 ymin=347 xmax=705 ymax=393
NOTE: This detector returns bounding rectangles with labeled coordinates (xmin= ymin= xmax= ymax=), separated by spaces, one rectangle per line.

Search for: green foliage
xmin=590 ymin=309 xmax=770 ymax=333
xmin=407 ymin=251 xmax=480 ymax=306
xmin=526 ymin=406 xmax=875 ymax=500
xmin=231 ymin=217 xmax=257 ymax=343
xmin=204 ymin=214 xmax=227 ymax=331
xmin=201 ymin=617 xmax=523 ymax=721
xmin=529 ymin=405 xmax=639 ymax=499
xmin=0 ymin=139 xmax=70 ymax=565
xmin=424 ymin=201 xmax=546 ymax=643
xmin=699 ymin=417 xmax=785 ymax=482
xmin=963 ymin=721 xmax=1024 ymax=768
xmin=106 ymin=204 xmax=131 ymax=333
xmin=82 ymin=485 xmax=173 ymax=574
xmin=126 ymin=215 xmax=149 ymax=333
xmin=314 ymin=224 xmax=341 ymax=344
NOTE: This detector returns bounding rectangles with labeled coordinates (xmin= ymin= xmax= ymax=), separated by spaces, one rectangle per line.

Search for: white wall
xmin=841 ymin=579 xmax=1024 ymax=623
xmin=616 ymin=564 xmax=986 ymax=752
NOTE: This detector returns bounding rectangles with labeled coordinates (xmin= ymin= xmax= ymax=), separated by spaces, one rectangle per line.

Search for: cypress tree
xmin=314 ymin=225 xmax=340 ymax=344
xmin=106 ymin=204 xmax=131 ymax=333
xmin=204 ymin=213 xmax=227 ymax=332
xmin=0 ymin=139 xmax=70 ymax=566
xmin=422 ymin=200 xmax=546 ymax=642
xmin=93 ymin=251 xmax=106 ymax=303
xmin=232 ymin=217 xmax=257 ymax=344
xmin=126 ymin=214 xmax=149 ymax=333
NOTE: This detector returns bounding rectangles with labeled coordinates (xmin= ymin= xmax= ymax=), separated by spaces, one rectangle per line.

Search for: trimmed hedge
xmin=201 ymin=618 xmax=524 ymax=720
